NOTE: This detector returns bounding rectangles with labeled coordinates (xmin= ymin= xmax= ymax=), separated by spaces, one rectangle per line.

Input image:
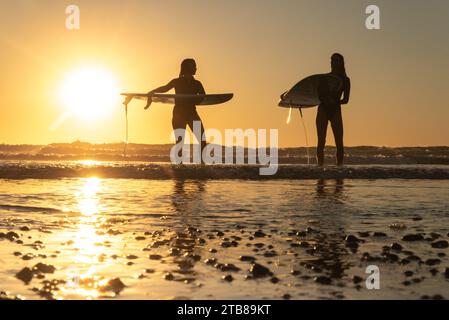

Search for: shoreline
xmin=1 ymin=163 xmax=449 ymax=180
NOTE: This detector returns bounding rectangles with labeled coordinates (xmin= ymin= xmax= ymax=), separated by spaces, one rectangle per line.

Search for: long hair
xmin=331 ymin=53 xmax=347 ymax=78
xmin=179 ymin=58 xmax=196 ymax=77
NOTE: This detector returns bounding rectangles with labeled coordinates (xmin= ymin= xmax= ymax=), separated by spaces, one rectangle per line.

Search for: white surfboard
xmin=121 ymin=93 xmax=233 ymax=106
xmin=278 ymin=74 xmax=342 ymax=108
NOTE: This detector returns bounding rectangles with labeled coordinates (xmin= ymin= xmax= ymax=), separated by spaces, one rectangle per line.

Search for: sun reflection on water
xmin=60 ymin=177 xmax=120 ymax=299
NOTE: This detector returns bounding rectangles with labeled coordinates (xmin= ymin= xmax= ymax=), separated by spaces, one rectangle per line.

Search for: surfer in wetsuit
xmin=146 ymin=59 xmax=206 ymax=161
xmin=316 ymin=53 xmax=351 ymax=166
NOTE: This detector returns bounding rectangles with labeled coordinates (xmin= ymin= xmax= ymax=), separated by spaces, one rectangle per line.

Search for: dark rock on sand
xmin=20 ymin=226 xmax=31 ymax=232
xmin=254 ymin=230 xmax=266 ymax=238
xmin=431 ymin=240 xmax=448 ymax=249
xmin=429 ymin=268 xmax=438 ymax=276
xmin=249 ymin=263 xmax=272 ymax=278
xmin=352 ymin=276 xmax=363 ymax=284
xmin=296 ymin=231 xmax=307 ymax=237
xmin=101 ymin=278 xmax=125 ymax=294
xmin=240 ymin=255 xmax=256 ymax=262
xmin=16 ymin=267 xmax=33 ymax=284
xmin=314 ymin=276 xmax=332 ymax=285
xmin=222 ymin=275 xmax=234 ymax=282
xmin=22 ymin=253 xmax=35 ymax=261
xmin=1 ymin=231 xmax=20 ymax=241
xmin=217 ymin=263 xmax=241 ymax=272
xmin=270 ymin=277 xmax=280 ymax=284
xmin=404 ymin=271 xmax=414 ymax=277
xmin=425 ymin=259 xmax=441 ymax=266
xmin=282 ymin=293 xmax=291 ymax=300
xmin=135 ymin=236 xmax=146 ymax=241
xmin=204 ymin=258 xmax=217 ymax=265
xmin=391 ymin=243 xmax=403 ymax=251
xmin=163 ymin=273 xmax=175 ymax=281
xmin=32 ymin=263 xmax=56 ymax=274
xmin=444 ymin=268 xmax=449 ymax=278
xmin=149 ymin=254 xmax=163 ymax=260
xmin=402 ymin=234 xmax=424 ymax=241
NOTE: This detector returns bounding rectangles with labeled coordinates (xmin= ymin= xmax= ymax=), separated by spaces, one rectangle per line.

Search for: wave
xmin=0 ymin=162 xmax=448 ymax=180
xmin=1 ymin=143 xmax=449 ymax=165
xmin=0 ymin=204 xmax=63 ymax=213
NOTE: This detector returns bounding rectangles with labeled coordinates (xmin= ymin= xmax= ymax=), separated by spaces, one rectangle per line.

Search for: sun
xmin=59 ymin=67 xmax=120 ymax=121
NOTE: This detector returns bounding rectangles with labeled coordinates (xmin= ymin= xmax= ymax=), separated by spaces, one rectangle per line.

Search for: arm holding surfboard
xmin=145 ymin=79 xmax=177 ymax=110
xmin=340 ymin=77 xmax=351 ymax=105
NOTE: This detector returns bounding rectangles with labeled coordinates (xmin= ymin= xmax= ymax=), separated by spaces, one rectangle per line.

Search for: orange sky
xmin=0 ymin=0 xmax=448 ymax=147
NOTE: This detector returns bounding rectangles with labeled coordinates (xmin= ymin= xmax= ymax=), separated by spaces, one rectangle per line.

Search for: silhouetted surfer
xmin=317 ymin=53 xmax=351 ymax=166
xmin=146 ymin=59 xmax=206 ymax=161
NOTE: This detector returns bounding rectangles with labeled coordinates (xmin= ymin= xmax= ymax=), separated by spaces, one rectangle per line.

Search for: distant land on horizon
xmin=0 ymin=141 xmax=448 ymax=165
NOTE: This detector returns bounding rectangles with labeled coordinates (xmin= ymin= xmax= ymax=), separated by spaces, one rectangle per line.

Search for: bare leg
xmin=316 ymin=108 xmax=328 ymax=166
xmin=330 ymin=109 xmax=344 ymax=166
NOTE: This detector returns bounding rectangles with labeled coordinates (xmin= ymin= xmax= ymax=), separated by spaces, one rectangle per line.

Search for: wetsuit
xmin=167 ymin=76 xmax=206 ymax=154
xmin=316 ymin=74 xmax=350 ymax=166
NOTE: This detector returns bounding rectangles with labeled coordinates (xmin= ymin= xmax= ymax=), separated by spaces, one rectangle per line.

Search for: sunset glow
xmin=58 ymin=67 xmax=120 ymax=121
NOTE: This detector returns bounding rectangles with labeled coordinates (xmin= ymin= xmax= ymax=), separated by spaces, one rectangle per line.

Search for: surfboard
xmin=278 ymin=74 xmax=342 ymax=108
xmin=121 ymin=93 xmax=233 ymax=106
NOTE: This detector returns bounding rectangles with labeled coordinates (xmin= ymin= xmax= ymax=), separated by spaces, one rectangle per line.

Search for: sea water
xmin=0 ymin=161 xmax=448 ymax=299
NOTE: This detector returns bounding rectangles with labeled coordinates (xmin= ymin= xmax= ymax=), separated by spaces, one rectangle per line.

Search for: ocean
xmin=0 ymin=145 xmax=448 ymax=300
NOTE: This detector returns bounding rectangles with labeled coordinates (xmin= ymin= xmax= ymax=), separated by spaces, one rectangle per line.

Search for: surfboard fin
xmin=144 ymin=96 xmax=152 ymax=110
xmin=123 ymin=95 xmax=133 ymax=107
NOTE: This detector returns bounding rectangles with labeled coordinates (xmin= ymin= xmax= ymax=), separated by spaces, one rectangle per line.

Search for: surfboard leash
xmin=298 ymin=107 xmax=310 ymax=166
xmin=123 ymin=101 xmax=129 ymax=159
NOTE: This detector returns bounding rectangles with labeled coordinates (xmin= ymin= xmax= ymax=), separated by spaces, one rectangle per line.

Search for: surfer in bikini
xmin=145 ymin=58 xmax=206 ymax=161
xmin=316 ymin=53 xmax=351 ymax=166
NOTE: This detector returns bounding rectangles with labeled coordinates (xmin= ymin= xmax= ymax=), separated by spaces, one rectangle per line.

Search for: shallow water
xmin=1 ymin=177 xmax=449 ymax=300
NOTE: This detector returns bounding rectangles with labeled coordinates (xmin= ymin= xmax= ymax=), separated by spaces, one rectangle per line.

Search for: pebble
xmin=209 ymin=248 xmax=217 ymax=253
xmin=444 ymin=268 xmax=449 ymax=278
xmin=314 ymin=276 xmax=332 ymax=285
xmin=22 ymin=253 xmax=35 ymax=261
xmin=126 ymin=254 xmax=138 ymax=260
xmin=270 ymin=277 xmax=280 ymax=284
xmin=16 ymin=267 xmax=33 ymax=284
xmin=402 ymin=234 xmax=424 ymax=241
xmin=32 ymin=263 xmax=56 ymax=274
xmin=391 ymin=243 xmax=403 ymax=251
xmin=282 ymin=294 xmax=291 ymax=300
xmin=20 ymin=226 xmax=31 ymax=232
xmin=100 ymin=278 xmax=125 ymax=294
xmin=135 ymin=236 xmax=146 ymax=241
xmin=163 ymin=273 xmax=174 ymax=281
xmin=149 ymin=254 xmax=163 ymax=260
xmin=404 ymin=271 xmax=414 ymax=277
xmin=290 ymin=270 xmax=301 ymax=276
xmin=217 ymin=263 xmax=241 ymax=272
xmin=222 ymin=275 xmax=234 ymax=282
xmin=425 ymin=259 xmax=441 ymax=266
xmin=254 ymin=230 xmax=266 ymax=238
xmin=240 ymin=255 xmax=256 ymax=262
xmin=352 ymin=276 xmax=362 ymax=284
xmin=249 ymin=263 xmax=272 ymax=278
xmin=431 ymin=240 xmax=448 ymax=249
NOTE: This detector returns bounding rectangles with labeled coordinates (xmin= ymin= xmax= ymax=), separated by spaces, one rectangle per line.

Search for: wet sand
xmin=1 ymin=178 xmax=448 ymax=300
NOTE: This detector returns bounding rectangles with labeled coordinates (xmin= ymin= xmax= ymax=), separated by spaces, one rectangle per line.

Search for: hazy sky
xmin=0 ymin=0 xmax=448 ymax=147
